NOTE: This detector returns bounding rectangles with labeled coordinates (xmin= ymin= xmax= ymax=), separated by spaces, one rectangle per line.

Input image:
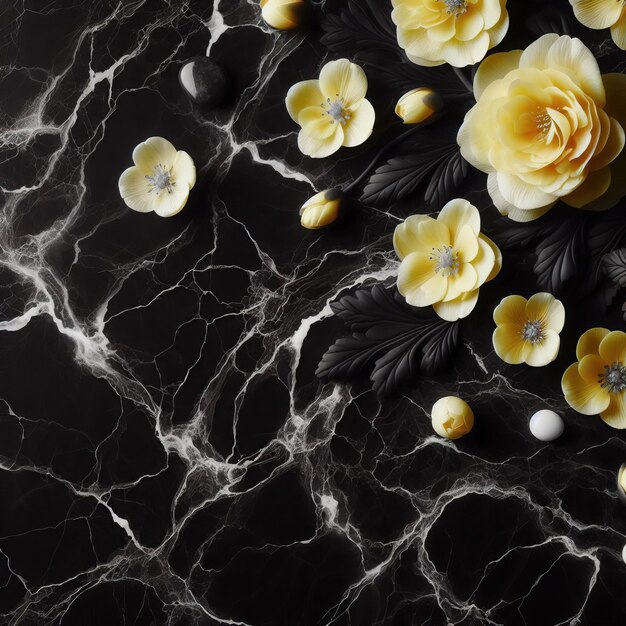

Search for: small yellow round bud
xmin=260 ymin=0 xmax=309 ymax=30
xmin=618 ymin=464 xmax=626 ymax=504
xmin=431 ymin=396 xmax=474 ymax=440
xmin=300 ymin=189 xmax=342 ymax=230
xmin=395 ymin=88 xmax=441 ymax=125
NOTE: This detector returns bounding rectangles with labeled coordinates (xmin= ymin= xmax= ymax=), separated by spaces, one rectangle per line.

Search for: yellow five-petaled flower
xmin=286 ymin=59 xmax=375 ymax=158
xmin=562 ymin=328 xmax=626 ymax=429
xmin=493 ymin=293 xmax=565 ymax=367
xmin=394 ymin=198 xmax=501 ymax=321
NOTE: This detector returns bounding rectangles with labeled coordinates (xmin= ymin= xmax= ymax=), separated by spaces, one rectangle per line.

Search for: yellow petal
xmin=525 ymin=292 xmax=565 ymax=333
xmin=152 ymin=184 xmax=191 ymax=218
xmin=599 ymin=330 xmax=626 ymax=364
xmin=397 ymin=251 xmax=437 ymax=301
xmin=611 ymin=12 xmax=626 ymax=49
xmin=132 ymin=137 xmax=177 ymax=171
xmin=286 ymin=80 xmax=324 ymax=123
xmin=433 ymin=289 xmax=479 ymax=321
xmin=576 ymin=327 xmax=610 ymax=360
xmin=497 ymin=172 xmax=557 ymax=210
xmin=443 ymin=262 xmax=478 ymax=301
xmin=471 ymin=236 xmax=496 ymax=286
xmin=455 ymin=224 xmax=479 ymax=262
xmin=570 ymin=0 xmax=624 ymax=29
xmin=562 ymin=362 xmax=610 ymax=414
xmin=173 ymin=150 xmax=196 ymax=189
xmin=600 ymin=393 xmax=626 ymax=428
xmin=393 ymin=214 xmax=450 ymax=259
xmin=493 ymin=323 xmax=530 ymax=364
xmin=437 ymin=198 xmax=481 ymax=237
xmin=118 ymin=167 xmax=154 ymax=213
xmin=297 ymin=122 xmax=344 ymax=158
xmin=526 ymin=329 xmax=560 ymax=367
xmin=562 ymin=167 xmax=612 ymax=208
xmin=578 ymin=354 xmax=606 ymax=382
xmin=494 ymin=294 xmax=528 ymax=327
xmin=473 ymin=49 xmax=522 ymax=99
xmin=480 ymin=234 xmax=502 ymax=282
xmin=319 ymin=59 xmax=367 ymax=108
xmin=342 ymin=99 xmax=375 ymax=147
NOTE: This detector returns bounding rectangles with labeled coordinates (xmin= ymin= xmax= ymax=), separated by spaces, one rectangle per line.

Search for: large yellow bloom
xmin=492 ymin=293 xmax=565 ymax=367
xmin=569 ymin=0 xmax=626 ymax=50
xmin=562 ymin=328 xmax=626 ymax=429
xmin=391 ymin=0 xmax=509 ymax=68
xmin=458 ymin=34 xmax=626 ymax=222
xmin=393 ymin=198 xmax=501 ymax=321
xmin=285 ymin=59 xmax=375 ymax=158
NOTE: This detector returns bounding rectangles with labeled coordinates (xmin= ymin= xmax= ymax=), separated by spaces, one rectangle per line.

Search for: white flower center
xmin=441 ymin=0 xmax=468 ymax=16
xmin=431 ymin=245 xmax=460 ymax=277
xmin=599 ymin=362 xmax=626 ymax=394
xmin=146 ymin=164 xmax=175 ymax=195
xmin=521 ymin=320 xmax=544 ymax=344
xmin=322 ymin=97 xmax=351 ymax=125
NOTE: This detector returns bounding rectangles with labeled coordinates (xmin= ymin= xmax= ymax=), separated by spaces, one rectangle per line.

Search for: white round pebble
xmin=529 ymin=409 xmax=564 ymax=441
xmin=622 ymin=544 xmax=626 ymax=564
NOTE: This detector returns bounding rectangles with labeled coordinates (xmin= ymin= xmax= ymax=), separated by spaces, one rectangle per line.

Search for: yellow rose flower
xmin=393 ymin=198 xmax=502 ymax=321
xmin=286 ymin=59 xmax=375 ymax=158
xmin=562 ymin=328 xmax=626 ymax=429
xmin=395 ymin=88 xmax=441 ymax=124
xmin=492 ymin=293 xmax=565 ymax=367
xmin=569 ymin=0 xmax=626 ymax=50
xmin=260 ymin=0 xmax=308 ymax=30
xmin=118 ymin=137 xmax=196 ymax=218
xmin=431 ymin=396 xmax=474 ymax=439
xmin=300 ymin=189 xmax=342 ymax=229
xmin=391 ymin=0 xmax=509 ymax=68
xmin=458 ymin=34 xmax=626 ymax=222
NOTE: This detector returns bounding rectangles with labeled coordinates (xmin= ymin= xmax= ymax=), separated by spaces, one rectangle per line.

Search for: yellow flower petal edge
xmin=285 ymin=59 xmax=375 ymax=158
xmin=492 ymin=292 xmax=564 ymax=367
xmin=393 ymin=198 xmax=501 ymax=321
xmin=569 ymin=0 xmax=626 ymax=50
xmin=561 ymin=327 xmax=626 ymax=429
xmin=458 ymin=34 xmax=626 ymax=221
xmin=391 ymin=0 xmax=509 ymax=68
xmin=118 ymin=137 xmax=196 ymax=218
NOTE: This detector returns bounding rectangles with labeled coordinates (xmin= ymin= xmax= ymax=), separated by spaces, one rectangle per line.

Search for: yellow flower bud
xmin=300 ymin=189 xmax=342 ymax=230
xmin=618 ymin=464 xmax=626 ymax=504
xmin=431 ymin=396 xmax=474 ymax=440
xmin=260 ymin=0 xmax=308 ymax=30
xmin=395 ymin=88 xmax=441 ymax=124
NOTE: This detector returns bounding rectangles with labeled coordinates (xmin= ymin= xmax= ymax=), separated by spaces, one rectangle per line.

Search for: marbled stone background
xmin=0 ymin=0 xmax=625 ymax=624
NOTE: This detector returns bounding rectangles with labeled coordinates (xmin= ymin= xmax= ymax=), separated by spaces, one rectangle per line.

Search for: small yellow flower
xmin=260 ymin=0 xmax=308 ymax=30
xmin=393 ymin=198 xmax=501 ymax=321
xmin=391 ymin=0 xmax=509 ymax=68
xmin=300 ymin=189 xmax=342 ymax=229
xmin=458 ymin=34 xmax=626 ymax=222
xmin=286 ymin=59 xmax=375 ymax=158
xmin=569 ymin=0 xmax=626 ymax=50
xmin=431 ymin=396 xmax=474 ymax=439
xmin=118 ymin=137 xmax=196 ymax=218
xmin=562 ymin=328 xmax=626 ymax=429
xmin=395 ymin=88 xmax=441 ymax=124
xmin=492 ymin=293 xmax=565 ymax=367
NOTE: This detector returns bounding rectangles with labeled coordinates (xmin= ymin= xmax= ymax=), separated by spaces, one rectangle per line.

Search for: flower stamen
xmin=599 ymin=362 xmax=626 ymax=394
xmin=535 ymin=107 xmax=552 ymax=136
xmin=440 ymin=0 xmax=468 ymax=16
xmin=146 ymin=164 xmax=175 ymax=195
xmin=431 ymin=245 xmax=460 ymax=277
xmin=521 ymin=320 xmax=544 ymax=344
xmin=322 ymin=97 xmax=351 ymax=125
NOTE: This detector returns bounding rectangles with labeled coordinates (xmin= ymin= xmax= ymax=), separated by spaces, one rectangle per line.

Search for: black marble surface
xmin=1 ymin=0 xmax=626 ymax=624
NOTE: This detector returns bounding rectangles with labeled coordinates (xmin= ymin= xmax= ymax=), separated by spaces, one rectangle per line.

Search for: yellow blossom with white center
xmin=260 ymin=0 xmax=308 ymax=30
xmin=395 ymin=88 xmax=441 ymax=124
xmin=118 ymin=137 xmax=196 ymax=218
xmin=569 ymin=0 xmax=626 ymax=50
xmin=458 ymin=34 xmax=626 ymax=222
xmin=393 ymin=198 xmax=502 ymax=321
xmin=431 ymin=396 xmax=474 ymax=439
xmin=391 ymin=0 xmax=509 ymax=68
xmin=492 ymin=293 xmax=565 ymax=367
xmin=286 ymin=59 xmax=375 ymax=158
xmin=562 ymin=328 xmax=626 ymax=429
xmin=300 ymin=189 xmax=342 ymax=229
